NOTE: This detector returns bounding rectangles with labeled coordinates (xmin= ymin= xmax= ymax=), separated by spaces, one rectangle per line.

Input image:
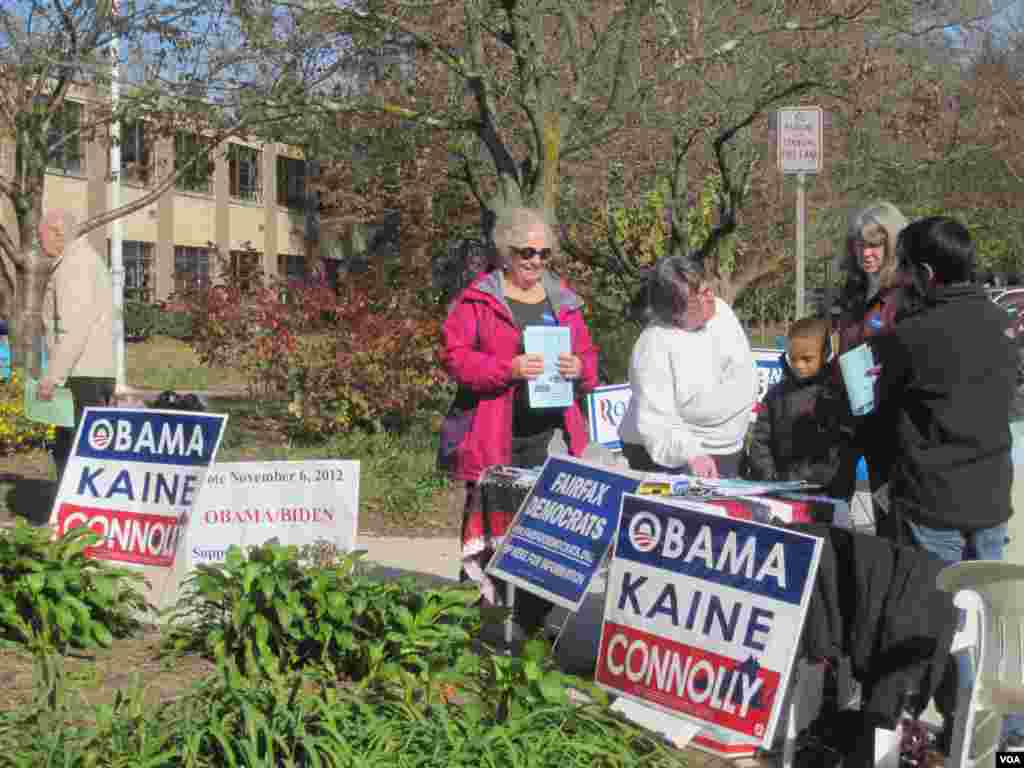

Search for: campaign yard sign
xmin=595 ymin=494 xmax=822 ymax=757
xmin=752 ymin=348 xmax=783 ymax=406
xmin=586 ymin=384 xmax=632 ymax=451
xmin=188 ymin=461 xmax=359 ymax=569
xmin=487 ymin=456 xmax=641 ymax=611
xmin=50 ymin=408 xmax=227 ymax=568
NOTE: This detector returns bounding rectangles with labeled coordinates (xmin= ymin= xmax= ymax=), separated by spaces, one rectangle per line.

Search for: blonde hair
xmin=492 ymin=207 xmax=558 ymax=268
xmin=846 ymin=201 xmax=908 ymax=291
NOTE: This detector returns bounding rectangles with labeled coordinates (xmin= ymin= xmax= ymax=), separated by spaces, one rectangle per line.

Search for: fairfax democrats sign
xmin=487 ymin=456 xmax=640 ymax=611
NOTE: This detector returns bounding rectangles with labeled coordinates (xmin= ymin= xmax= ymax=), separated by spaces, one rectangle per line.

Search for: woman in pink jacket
xmin=439 ymin=206 xmax=598 ymax=630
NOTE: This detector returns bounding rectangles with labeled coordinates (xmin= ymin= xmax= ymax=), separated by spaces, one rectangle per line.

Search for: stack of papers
xmin=523 ymin=326 xmax=573 ymax=409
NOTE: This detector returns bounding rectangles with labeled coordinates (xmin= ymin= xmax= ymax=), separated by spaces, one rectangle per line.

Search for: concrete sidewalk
xmin=359 ymin=535 xmax=461 ymax=585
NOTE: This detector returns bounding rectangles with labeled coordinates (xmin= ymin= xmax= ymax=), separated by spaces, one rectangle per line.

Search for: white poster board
xmin=188 ymin=461 xmax=359 ymax=569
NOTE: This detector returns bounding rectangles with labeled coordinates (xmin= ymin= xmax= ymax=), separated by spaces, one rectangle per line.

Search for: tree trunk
xmin=542 ymin=109 xmax=561 ymax=215
xmin=11 ymin=243 xmax=51 ymax=378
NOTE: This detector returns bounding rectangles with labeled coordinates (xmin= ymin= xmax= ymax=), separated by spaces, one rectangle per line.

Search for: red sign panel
xmin=56 ymin=503 xmax=185 ymax=567
xmin=595 ymin=622 xmax=781 ymax=740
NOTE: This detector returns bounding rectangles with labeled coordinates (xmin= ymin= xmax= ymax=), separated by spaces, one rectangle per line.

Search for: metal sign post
xmin=777 ymin=107 xmax=823 ymax=321
xmin=796 ymin=172 xmax=806 ymax=319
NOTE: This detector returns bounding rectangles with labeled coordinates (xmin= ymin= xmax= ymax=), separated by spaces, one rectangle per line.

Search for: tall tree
xmin=299 ymin=0 xmax=661 ymax=238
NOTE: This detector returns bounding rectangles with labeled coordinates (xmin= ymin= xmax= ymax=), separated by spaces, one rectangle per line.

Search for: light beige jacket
xmin=43 ymin=237 xmax=116 ymax=383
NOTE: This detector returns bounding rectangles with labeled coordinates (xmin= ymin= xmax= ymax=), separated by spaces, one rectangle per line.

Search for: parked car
xmin=991 ymin=289 xmax=1024 ymax=394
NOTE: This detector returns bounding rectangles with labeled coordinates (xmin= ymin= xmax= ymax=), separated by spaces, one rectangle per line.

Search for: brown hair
xmin=646 ymin=255 xmax=707 ymax=327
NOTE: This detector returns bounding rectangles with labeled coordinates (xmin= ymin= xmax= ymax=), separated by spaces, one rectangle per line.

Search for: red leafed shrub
xmin=294 ymin=277 xmax=452 ymax=436
xmin=180 ymin=255 xmax=451 ymax=436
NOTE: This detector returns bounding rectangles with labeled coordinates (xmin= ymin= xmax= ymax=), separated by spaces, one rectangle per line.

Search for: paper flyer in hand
xmin=839 ymin=343 xmax=877 ymax=416
xmin=24 ymin=377 xmax=75 ymax=428
xmin=523 ymin=325 xmax=573 ymax=409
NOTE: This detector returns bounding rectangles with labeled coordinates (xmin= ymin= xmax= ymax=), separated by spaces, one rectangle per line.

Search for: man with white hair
xmin=36 ymin=209 xmax=116 ymax=480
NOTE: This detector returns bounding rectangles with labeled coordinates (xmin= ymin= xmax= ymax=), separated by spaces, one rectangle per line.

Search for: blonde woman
xmin=439 ymin=206 xmax=598 ymax=635
xmin=836 ymin=201 xmax=910 ymax=353
xmin=835 ymin=201 xmax=909 ymax=493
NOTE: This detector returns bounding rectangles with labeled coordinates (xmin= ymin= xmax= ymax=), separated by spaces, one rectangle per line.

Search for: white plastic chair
xmin=937 ymin=561 xmax=1024 ymax=768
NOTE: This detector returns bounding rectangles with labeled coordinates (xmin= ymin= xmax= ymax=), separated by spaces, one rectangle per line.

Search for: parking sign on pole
xmin=777 ymin=107 xmax=822 ymax=175
xmin=777 ymin=107 xmax=823 ymax=320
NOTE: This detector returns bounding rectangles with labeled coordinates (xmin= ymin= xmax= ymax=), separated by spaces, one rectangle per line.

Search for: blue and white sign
xmin=586 ymin=383 xmax=632 ymax=451
xmin=487 ymin=456 xmax=641 ymax=611
xmin=596 ymin=494 xmax=822 ymax=757
xmin=752 ymin=348 xmax=784 ymax=407
xmin=49 ymin=408 xmax=228 ymax=568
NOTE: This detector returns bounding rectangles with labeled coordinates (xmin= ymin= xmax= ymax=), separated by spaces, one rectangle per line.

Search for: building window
xmin=230 ymin=250 xmax=262 ymax=292
xmin=119 ymin=120 xmax=151 ymax=186
xmin=173 ymin=245 xmax=211 ymax=294
xmin=278 ymin=253 xmax=306 ymax=281
xmin=276 ymin=156 xmax=306 ymax=209
xmin=175 ymin=132 xmax=213 ymax=194
xmin=229 ymin=144 xmax=261 ymax=202
xmin=47 ymin=100 xmax=83 ymax=176
xmin=109 ymin=240 xmax=155 ymax=302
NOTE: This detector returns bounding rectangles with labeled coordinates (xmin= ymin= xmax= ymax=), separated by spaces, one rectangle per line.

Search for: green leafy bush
xmin=153 ymin=310 xmax=193 ymax=340
xmin=0 ymin=666 xmax=690 ymax=768
xmin=123 ymin=301 xmax=159 ymax=341
xmin=165 ymin=541 xmax=479 ymax=680
xmin=0 ymin=521 xmax=152 ymax=651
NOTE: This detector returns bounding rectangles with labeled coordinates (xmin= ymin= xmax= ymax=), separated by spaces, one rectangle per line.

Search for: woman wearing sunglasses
xmin=618 ymin=255 xmax=758 ymax=479
xmin=439 ymin=206 xmax=598 ymax=632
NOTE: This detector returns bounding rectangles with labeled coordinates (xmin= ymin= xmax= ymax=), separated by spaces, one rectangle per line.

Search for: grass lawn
xmin=125 ymin=335 xmax=249 ymax=392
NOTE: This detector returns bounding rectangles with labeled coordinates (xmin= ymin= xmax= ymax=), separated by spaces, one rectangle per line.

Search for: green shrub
xmin=123 ymin=301 xmax=159 ymax=341
xmin=0 ymin=521 xmax=152 ymax=651
xmin=154 ymin=310 xmax=193 ymax=340
xmin=165 ymin=542 xmax=479 ymax=680
xmin=0 ymin=666 xmax=690 ymax=768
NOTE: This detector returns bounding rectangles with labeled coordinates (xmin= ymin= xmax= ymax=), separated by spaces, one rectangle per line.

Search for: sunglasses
xmin=510 ymin=246 xmax=552 ymax=262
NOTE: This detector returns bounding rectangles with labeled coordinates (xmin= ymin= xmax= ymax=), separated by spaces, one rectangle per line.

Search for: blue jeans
xmin=905 ymin=520 xmax=1024 ymax=743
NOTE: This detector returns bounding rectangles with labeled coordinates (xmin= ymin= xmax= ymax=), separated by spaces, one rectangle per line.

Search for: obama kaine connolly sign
xmin=50 ymin=408 xmax=227 ymax=568
xmin=595 ymin=494 xmax=821 ymax=756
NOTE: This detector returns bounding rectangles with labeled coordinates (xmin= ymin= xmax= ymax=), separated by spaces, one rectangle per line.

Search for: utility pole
xmin=110 ymin=0 xmax=126 ymax=391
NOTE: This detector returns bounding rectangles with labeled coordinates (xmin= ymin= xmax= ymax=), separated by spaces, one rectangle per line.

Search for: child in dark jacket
xmin=746 ymin=318 xmax=857 ymax=500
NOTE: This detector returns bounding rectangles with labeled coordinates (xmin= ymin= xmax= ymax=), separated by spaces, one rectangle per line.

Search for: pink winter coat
xmin=439 ymin=270 xmax=599 ymax=483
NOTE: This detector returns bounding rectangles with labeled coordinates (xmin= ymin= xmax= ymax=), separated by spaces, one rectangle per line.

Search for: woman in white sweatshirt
xmin=618 ymin=256 xmax=758 ymax=478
